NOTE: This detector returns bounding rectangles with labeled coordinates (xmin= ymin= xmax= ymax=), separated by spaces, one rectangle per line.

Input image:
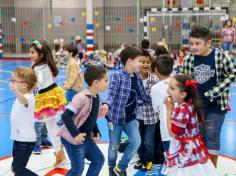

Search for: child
xmin=179 ymin=26 xmax=236 ymax=167
xmin=161 ymin=74 xmax=217 ymax=176
xmin=57 ymin=65 xmax=108 ymax=176
xmin=63 ymin=44 xmax=83 ymax=102
xmin=151 ymin=55 xmax=174 ymax=152
xmin=9 ymin=67 xmax=38 ymax=176
xmin=30 ymin=40 xmax=67 ymax=167
xmin=75 ymin=35 xmax=85 ymax=62
xmin=134 ymin=50 xmax=159 ymax=171
xmin=102 ymin=46 xmax=151 ymax=176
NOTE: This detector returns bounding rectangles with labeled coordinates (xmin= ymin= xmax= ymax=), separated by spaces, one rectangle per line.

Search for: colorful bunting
xmin=8 ymin=35 xmax=14 ymax=42
xmin=105 ymin=25 xmax=111 ymax=31
xmin=23 ymin=20 xmax=29 ymax=27
xmin=81 ymin=12 xmax=86 ymax=17
xmin=104 ymin=15 xmax=109 ymax=21
xmin=128 ymin=28 xmax=134 ymax=33
xmin=127 ymin=18 xmax=134 ymax=23
xmin=115 ymin=16 xmax=121 ymax=21
xmin=70 ymin=17 xmax=76 ymax=23
xmin=95 ymin=22 xmax=100 ymax=28
xmin=151 ymin=27 xmax=157 ymax=32
xmin=115 ymin=26 xmax=122 ymax=32
xmin=20 ymin=36 xmax=25 ymax=44
xmin=150 ymin=17 xmax=156 ymax=22
xmin=94 ymin=11 xmax=99 ymax=16
xmin=47 ymin=23 xmax=52 ymax=29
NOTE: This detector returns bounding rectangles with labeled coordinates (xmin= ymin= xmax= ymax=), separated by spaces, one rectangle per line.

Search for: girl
xmin=30 ymin=40 xmax=67 ymax=167
xmin=161 ymin=74 xmax=217 ymax=176
xmin=134 ymin=50 xmax=159 ymax=171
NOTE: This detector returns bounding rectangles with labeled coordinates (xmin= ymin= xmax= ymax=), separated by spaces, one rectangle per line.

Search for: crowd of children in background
xmin=9 ymin=25 xmax=236 ymax=176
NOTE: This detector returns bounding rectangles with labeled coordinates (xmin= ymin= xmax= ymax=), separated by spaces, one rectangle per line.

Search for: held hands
xmin=91 ymin=132 xmax=101 ymax=142
xmin=164 ymin=96 xmax=174 ymax=112
xmin=98 ymin=104 xmax=109 ymax=118
xmin=74 ymin=133 xmax=86 ymax=143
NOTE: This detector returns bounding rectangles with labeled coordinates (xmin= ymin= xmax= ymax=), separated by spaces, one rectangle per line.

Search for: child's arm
xmin=9 ymin=83 xmax=28 ymax=106
xmin=204 ymin=53 xmax=236 ymax=101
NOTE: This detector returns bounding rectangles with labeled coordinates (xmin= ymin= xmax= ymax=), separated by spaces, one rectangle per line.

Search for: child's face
xmin=167 ymin=77 xmax=186 ymax=103
xmin=9 ymin=74 xmax=27 ymax=93
xmin=29 ymin=47 xmax=41 ymax=63
xmin=129 ymin=56 xmax=142 ymax=73
xmin=189 ymin=37 xmax=211 ymax=56
xmin=64 ymin=50 xmax=70 ymax=58
xmin=140 ymin=56 xmax=151 ymax=74
xmin=96 ymin=73 xmax=109 ymax=92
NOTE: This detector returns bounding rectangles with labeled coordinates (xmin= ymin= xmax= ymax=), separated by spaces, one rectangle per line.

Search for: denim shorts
xmin=200 ymin=111 xmax=226 ymax=155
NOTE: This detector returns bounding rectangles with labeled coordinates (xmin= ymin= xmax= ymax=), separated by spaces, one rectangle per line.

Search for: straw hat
xmin=74 ymin=36 xmax=81 ymax=41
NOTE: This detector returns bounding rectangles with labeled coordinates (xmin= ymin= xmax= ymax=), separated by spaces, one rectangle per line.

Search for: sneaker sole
xmin=33 ymin=151 xmax=41 ymax=154
xmin=53 ymin=158 xmax=67 ymax=168
xmin=113 ymin=167 xmax=120 ymax=176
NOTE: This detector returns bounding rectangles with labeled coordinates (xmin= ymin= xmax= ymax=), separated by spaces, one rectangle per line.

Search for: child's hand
xmin=164 ymin=96 xmax=174 ymax=111
xmin=98 ymin=104 xmax=109 ymax=118
xmin=91 ymin=133 xmax=100 ymax=142
xmin=74 ymin=133 xmax=86 ymax=143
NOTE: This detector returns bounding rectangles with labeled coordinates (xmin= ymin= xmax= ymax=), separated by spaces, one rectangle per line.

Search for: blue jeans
xmin=108 ymin=119 xmax=141 ymax=171
xmin=61 ymin=138 xmax=104 ymax=176
xmin=200 ymin=111 xmax=226 ymax=155
xmin=34 ymin=122 xmax=48 ymax=146
xmin=222 ymin=42 xmax=233 ymax=52
xmin=162 ymin=141 xmax=170 ymax=152
xmin=12 ymin=141 xmax=38 ymax=176
xmin=65 ymin=89 xmax=78 ymax=103
xmin=137 ymin=120 xmax=156 ymax=162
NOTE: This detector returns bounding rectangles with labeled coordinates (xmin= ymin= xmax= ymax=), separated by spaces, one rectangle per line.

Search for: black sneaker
xmin=113 ymin=165 xmax=127 ymax=176
xmin=109 ymin=167 xmax=116 ymax=176
xmin=134 ymin=160 xmax=144 ymax=169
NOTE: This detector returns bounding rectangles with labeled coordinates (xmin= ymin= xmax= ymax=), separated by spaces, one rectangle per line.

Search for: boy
xmin=9 ymin=67 xmax=38 ymax=176
xmin=179 ymin=26 xmax=236 ymax=167
xmin=63 ymin=44 xmax=83 ymax=102
xmin=102 ymin=46 xmax=151 ymax=176
xmin=58 ymin=65 xmax=108 ymax=176
xmin=151 ymin=55 xmax=174 ymax=175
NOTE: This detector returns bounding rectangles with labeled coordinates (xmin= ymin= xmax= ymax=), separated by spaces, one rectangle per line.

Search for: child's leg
xmin=34 ymin=122 xmax=45 ymax=146
xmin=143 ymin=124 xmax=156 ymax=163
xmin=202 ymin=111 xmax=226 ymax=167
xmin=41 ymin=122 xmax=48 ymax=143
xmin=118 ymin=119 xmax=141 ymax=171
xmin=61 ymin=138 xmax=85 ymax=176
xmin=86 ymin=139 xmax=105 ymax=176
xmin=12 ymin=141 xmax=38 ymax=176
xmin=137 ymin=120 xmax=145 ymax=163
xmin=108 ymin=122 xmax=123 ymax=169
xmin=45 ymin=118 xmax=66 ymax=167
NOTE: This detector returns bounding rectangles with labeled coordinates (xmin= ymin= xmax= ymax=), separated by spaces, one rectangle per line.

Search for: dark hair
xmin=189 ymin=26 xmax=211 ymax=41
xmin=84 ymin=65 xmax=107 ymax=86
xmin=141 ymin=39 xmax=150 ymax=49
xmin=31 ymin=40 xmax=58 ymax=77
xmin=154 ymin=45 xmax=168 ymax=57
xmin=152 ymin=54 xmax=174 ymax=76
xmin=174 ymin=74 xmax=203 ymax=123
xmin=65 ymin=44 xmax=78 ymax=57
xmin=141 ymin=49 xmax=152 ymax=61
xmin=119 ymin=46 xmax=142 ymax=65
xmin=54 ymin=43 xmax=60 ymax=52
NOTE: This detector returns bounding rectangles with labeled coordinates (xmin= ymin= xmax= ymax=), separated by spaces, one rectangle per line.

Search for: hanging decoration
xmin=20 ymin=36 xmax=25 ymax=44
xmin=175 ymin=20 xmax=181 ymax=28
xmin=0 ymin=11 xmax=6 ymax=17
xmin=47 ymin=23 xmax=52 ymax=29
xmin=115 ymin=16 xmax=121 ymax=21
xmin=104 ymin=15 xmax=109 ymax=22
xmin=232 ymin=17 xmax=236 ymax=23
xmin=127 ymin=17 xmax=134 ymax=23
xmin=115 ymin=26 xmax=122 ymax=32
xmin=167 ymin=0 xmax=176 ymax=6
xmin=128 ymin=28 xmax=134 ymax=33
xmin=196 ymin=0 xmax=204 ymax=6
xmin=140 ymin=27 xmax=144 ymax=33
xmin=95 ymin=22 xmax=100 ymax=28
xmin=11 ymin=17 xmax=16 ymax=23
xmin=54 ymin=16 xmax=62 ymax=27
xmin=81 ymin=12 xmax=86 ymax=17
xmin=105 ymin=25 xmax=111 ymax=31
xmin=94 ymin=11 xmax=99 ymax=16
xmin=8 ymin=35 xmax=14 ymax=42
xmin=23 ymin=20 xmax=29 ymax=27
xmin=70 ymin=17 xmax=76 ymax=23
xmin=150 ymin=17 xmax=156 ymax=22
xmin=151 ymin=27 xmax=157 ymax=32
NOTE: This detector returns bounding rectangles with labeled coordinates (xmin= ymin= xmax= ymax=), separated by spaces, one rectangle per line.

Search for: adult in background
xmin=221 ymin=19 xmax=236 ymax=52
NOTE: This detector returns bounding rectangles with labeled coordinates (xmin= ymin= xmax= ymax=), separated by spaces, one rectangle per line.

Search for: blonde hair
xmin=13 ymin=67 xmax=37 ymax=91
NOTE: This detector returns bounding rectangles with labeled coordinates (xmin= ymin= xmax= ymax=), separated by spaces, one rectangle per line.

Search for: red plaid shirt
xmin=163 ymin=102 xmax=209 ymax=169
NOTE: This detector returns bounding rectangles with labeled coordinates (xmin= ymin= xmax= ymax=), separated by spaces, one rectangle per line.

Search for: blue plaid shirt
xmin=105 ymin=67 xmax=151 ymax=125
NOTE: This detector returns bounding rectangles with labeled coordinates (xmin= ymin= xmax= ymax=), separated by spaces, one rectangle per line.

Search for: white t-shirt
xmin=10 ymin=93 xmax=36 ymax=142
xmin=34 ymin=64 xmax=54 ymax=90
xmin=151 ymin=78 xmax=172 ymax=141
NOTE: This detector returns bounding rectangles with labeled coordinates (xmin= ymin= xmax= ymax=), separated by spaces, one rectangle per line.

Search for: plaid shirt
xmin=105 ymin=67 xmax=151 ymax=125
xmin=136 ymin=74 xmax=159 ymax=124
xmin=162 ymin=102 xmax=209 ymax=169
xmin=179 ymin=48 xmax=236 ymax=111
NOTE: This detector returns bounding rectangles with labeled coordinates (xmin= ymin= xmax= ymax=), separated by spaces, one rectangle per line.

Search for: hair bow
xmin=33 ymin=40 xmax=42 ymax=49
xmin=185 ymin=80 xmax=198 ymax=87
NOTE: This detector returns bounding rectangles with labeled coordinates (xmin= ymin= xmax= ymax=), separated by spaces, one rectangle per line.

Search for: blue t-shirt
xmin=193 ymin=49 xmax=223 ymax=113
xmin=125 ymin=75 xmax=137 ymax=123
